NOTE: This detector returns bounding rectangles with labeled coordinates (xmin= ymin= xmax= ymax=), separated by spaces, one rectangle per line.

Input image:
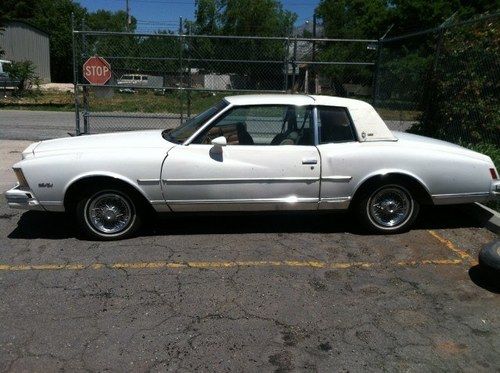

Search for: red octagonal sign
xmin=83 ymin=56 xmax=111 ymax=85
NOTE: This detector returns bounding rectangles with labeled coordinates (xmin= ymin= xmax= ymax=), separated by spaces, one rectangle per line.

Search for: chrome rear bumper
xmin=5 ymin=184 xmax=44 ymax=210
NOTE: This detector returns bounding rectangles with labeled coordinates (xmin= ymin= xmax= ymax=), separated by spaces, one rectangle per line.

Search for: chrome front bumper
xmin=5 ymin=184 xmax=44 ymax=211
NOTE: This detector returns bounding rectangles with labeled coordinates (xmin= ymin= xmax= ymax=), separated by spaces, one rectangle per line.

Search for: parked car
xmin=6 ymin=94 xmax=499 ymax=240
xmin=0 ymin=71 xmax=20 ymax=90
xmin=0 ymin=60 xmax=21 ymax=92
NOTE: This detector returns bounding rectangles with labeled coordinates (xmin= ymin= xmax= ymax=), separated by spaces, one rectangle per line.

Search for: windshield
xmin=165 ymin=100 xmax=228 ymax=144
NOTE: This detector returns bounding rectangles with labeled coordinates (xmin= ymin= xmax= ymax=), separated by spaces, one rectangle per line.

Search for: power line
xmin=106 ymin=0 xmax=318 ymax=6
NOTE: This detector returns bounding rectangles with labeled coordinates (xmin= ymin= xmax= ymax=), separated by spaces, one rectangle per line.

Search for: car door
xmin=161 ymin=104 xmax=321 ymax=211
xmin=315 ymin=105 xmax=361 ymax=210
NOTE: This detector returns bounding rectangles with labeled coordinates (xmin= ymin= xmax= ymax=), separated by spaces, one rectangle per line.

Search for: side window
xmin=194 ymin=105 xmax=314 ymax=146
xmin=318 ymin=106 xmax=356 ymax=143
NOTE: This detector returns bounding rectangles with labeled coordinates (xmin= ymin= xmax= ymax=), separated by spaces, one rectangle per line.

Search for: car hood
xmin=26 ymin=130 xmax=175 ymax=158
xmin=392 ymin=131 xmax=492 ymax=163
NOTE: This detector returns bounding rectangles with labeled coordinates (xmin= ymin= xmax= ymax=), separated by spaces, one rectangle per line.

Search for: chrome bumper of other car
xmin=493 ymin=181 xmax=500 ymax=198
xmin=5 ymin=184 xmax=44 ymax=211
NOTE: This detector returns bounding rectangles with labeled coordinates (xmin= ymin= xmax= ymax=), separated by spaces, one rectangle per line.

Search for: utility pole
xmin=126 ymin=0 xmax=131 ymax=31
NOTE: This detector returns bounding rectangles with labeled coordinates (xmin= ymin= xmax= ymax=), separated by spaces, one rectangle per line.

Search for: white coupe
xmin=6 ymin=94 xmax=499 ymax=240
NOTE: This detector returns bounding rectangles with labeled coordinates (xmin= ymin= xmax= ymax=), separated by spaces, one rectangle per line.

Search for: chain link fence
xmin=72 ymin=23 xmax=377 ymax=134
xmin=73 ymin=13 xmax=498 ymax=153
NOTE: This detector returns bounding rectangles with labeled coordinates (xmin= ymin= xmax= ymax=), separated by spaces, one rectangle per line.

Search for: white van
xmin=117 ymin=74 xmax=149 ymax=92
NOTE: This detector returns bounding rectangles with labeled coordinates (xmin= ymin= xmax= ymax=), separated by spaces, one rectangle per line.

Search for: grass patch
xmin=0 ymin=89 xmax=227 ymax=113
xmin=3 ymin=89 xmax=422 ymax=121
xmin=0 ymin=90 xmax=75 ymax=111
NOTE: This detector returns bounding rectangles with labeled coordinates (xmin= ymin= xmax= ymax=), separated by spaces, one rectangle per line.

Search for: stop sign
xmin=82 ymin=56 xmax=111 ymax=85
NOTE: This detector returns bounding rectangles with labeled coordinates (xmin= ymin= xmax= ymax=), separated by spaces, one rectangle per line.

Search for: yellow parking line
xmin=427 ymin=230 xmax=476 ymax=264
xmin=396 ymin=258 xmax=462 ymax=266
xmin=0 ymin=258 xmax=464 ymax=272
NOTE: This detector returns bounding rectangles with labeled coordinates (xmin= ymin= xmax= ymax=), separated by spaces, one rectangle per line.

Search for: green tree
xmin=191 ymin=0 xmax=296 ymax=89
xmin=418 ymin=19 xmax=499 ymax=146
xmin=193 ymin=0 xmax=295 ymax=36
xmin=316 ymin=0 xmax=391 ymax=39
xmin=316 ymin=0 xmax=498 ymax=39
xmin=194 ymin=0 xmax=221 ymax=35
xmin=315 ymin=0 xmax=499 ymax=98
xmin=81 ymin=10 xmax=138 ymax=77
xmin=86 ymin=10 xmax=137 ymax=32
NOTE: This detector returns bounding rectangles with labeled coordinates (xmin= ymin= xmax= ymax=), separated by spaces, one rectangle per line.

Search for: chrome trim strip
xmin=318 ymin=197 xmax=351 ymax=210
xmin=321 ymin=176 xmax=352 ymax=182
xmin=432 ymin=192 xmax=490 ymax=199
xmin=150 ymin=200 xmax=165 ymax=205
xmin=137 ymin=178 xmax=160 ymax=185
xmin=166 ymin=197 xmax=318 ymax=205
xmin=431 ymin=192 xmax=491 ymax=205
xmin=320 ymin=197 xmax=351 ymax=203
xmin=39 ymin=201 xmax=63 ymax=206
xmin=163 ymin=177 xmax=319 ymax=183
xmin=313 ymin=106 xmax=319 ymax=145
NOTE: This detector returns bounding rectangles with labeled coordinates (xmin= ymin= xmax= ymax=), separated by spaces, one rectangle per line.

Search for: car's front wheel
xmin=76 ymin=188 xmax=141 ymax=240
xmin=355 ymin=183 xmax=419 ymax=233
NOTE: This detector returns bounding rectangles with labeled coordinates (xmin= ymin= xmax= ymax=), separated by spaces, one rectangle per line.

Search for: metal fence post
xmin=312 ymin=13 xmax=317 ymax=94
xmin=422 ymin=26 xmax=445 ymax=135
xmin=81 ymin=18 xmax=90 ymax=134
xmin=179 ymin=17 xmax=184 ymax=125
xmin=372 ymin=39 xmax=382 ymax=106
xmin=71 ymin=13 xmax=81 ymax=135
xmin=433 ymin=27 xmax=445 ymax=72
xmin=291 ymin=37 xmax=297 ymax=92
xmin=372 ymin=25 xmax=393 ymax=106
xmin=187 ymin=24 xmax=192 ymax=118
xmin=283 ymin=38 xmax=289 ymax=92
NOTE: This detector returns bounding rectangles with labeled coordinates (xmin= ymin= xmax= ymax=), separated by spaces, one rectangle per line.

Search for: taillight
xmin=490 ymin=168 xmax=498 ymax=180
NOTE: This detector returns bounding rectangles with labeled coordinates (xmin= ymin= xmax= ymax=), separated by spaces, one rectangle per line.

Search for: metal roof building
xmin=0 ymin=21 xmax=51 ymax=82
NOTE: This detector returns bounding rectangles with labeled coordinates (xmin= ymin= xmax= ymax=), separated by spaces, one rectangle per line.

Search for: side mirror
xmin=211 ymin=136 xmax=227 ymax=147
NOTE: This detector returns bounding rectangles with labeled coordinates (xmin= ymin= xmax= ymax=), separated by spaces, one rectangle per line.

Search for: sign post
xmin=82 ymin=56 xmax=112 ymax=133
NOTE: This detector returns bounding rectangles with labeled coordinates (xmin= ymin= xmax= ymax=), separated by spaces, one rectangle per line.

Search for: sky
xmin=78 ymin=0 xmax=320 ymax=32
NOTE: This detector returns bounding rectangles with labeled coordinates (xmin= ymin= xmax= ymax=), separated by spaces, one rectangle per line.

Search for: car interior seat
xmin=236 ymin=123 xmax=254 ymax=145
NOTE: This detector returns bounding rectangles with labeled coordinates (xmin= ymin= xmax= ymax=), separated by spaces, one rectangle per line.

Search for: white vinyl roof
xmin=224 ymin=94 xmax=396 ymax=142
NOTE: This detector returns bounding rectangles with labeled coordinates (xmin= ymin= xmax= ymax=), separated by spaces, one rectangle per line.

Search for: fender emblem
xmin=38 ymin=183 xmax=53 ymax=188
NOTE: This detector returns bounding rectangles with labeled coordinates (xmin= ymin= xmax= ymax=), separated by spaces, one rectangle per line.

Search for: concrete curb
xmin=467 ymin=202 xmax=500 ymax=234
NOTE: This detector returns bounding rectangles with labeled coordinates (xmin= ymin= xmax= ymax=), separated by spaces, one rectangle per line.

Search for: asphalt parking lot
xmin=0 ymin=193 xmax=498 ymax=371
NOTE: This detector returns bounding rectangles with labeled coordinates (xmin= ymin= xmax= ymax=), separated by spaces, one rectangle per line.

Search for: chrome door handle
xmin=302 ymin=158 xmax=318 ymax=165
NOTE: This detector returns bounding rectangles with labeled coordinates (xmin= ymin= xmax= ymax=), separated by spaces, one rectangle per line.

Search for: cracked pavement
xmin=0 ymin=196 xmax=498 ymax=372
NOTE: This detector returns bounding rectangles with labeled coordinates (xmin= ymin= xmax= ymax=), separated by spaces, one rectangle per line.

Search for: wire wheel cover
xmin=86 ymin=193 xmax=133 ymax=234
xmin=368 ymin=186 xmax=413 ymax=228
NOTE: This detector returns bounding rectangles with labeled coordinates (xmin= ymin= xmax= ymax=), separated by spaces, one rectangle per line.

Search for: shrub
xmin=5 ymin=60 xmax=41 ymax=95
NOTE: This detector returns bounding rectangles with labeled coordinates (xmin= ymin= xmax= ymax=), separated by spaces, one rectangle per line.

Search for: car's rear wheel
xmin=355 ymin=183 xmax=419 ymax=233
xmin=76 ymin=188 xmax=141 ymax=240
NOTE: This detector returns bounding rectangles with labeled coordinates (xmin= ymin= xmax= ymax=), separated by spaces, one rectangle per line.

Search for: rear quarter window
xmin=318 ymin=106 xmax=357 ymax=143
